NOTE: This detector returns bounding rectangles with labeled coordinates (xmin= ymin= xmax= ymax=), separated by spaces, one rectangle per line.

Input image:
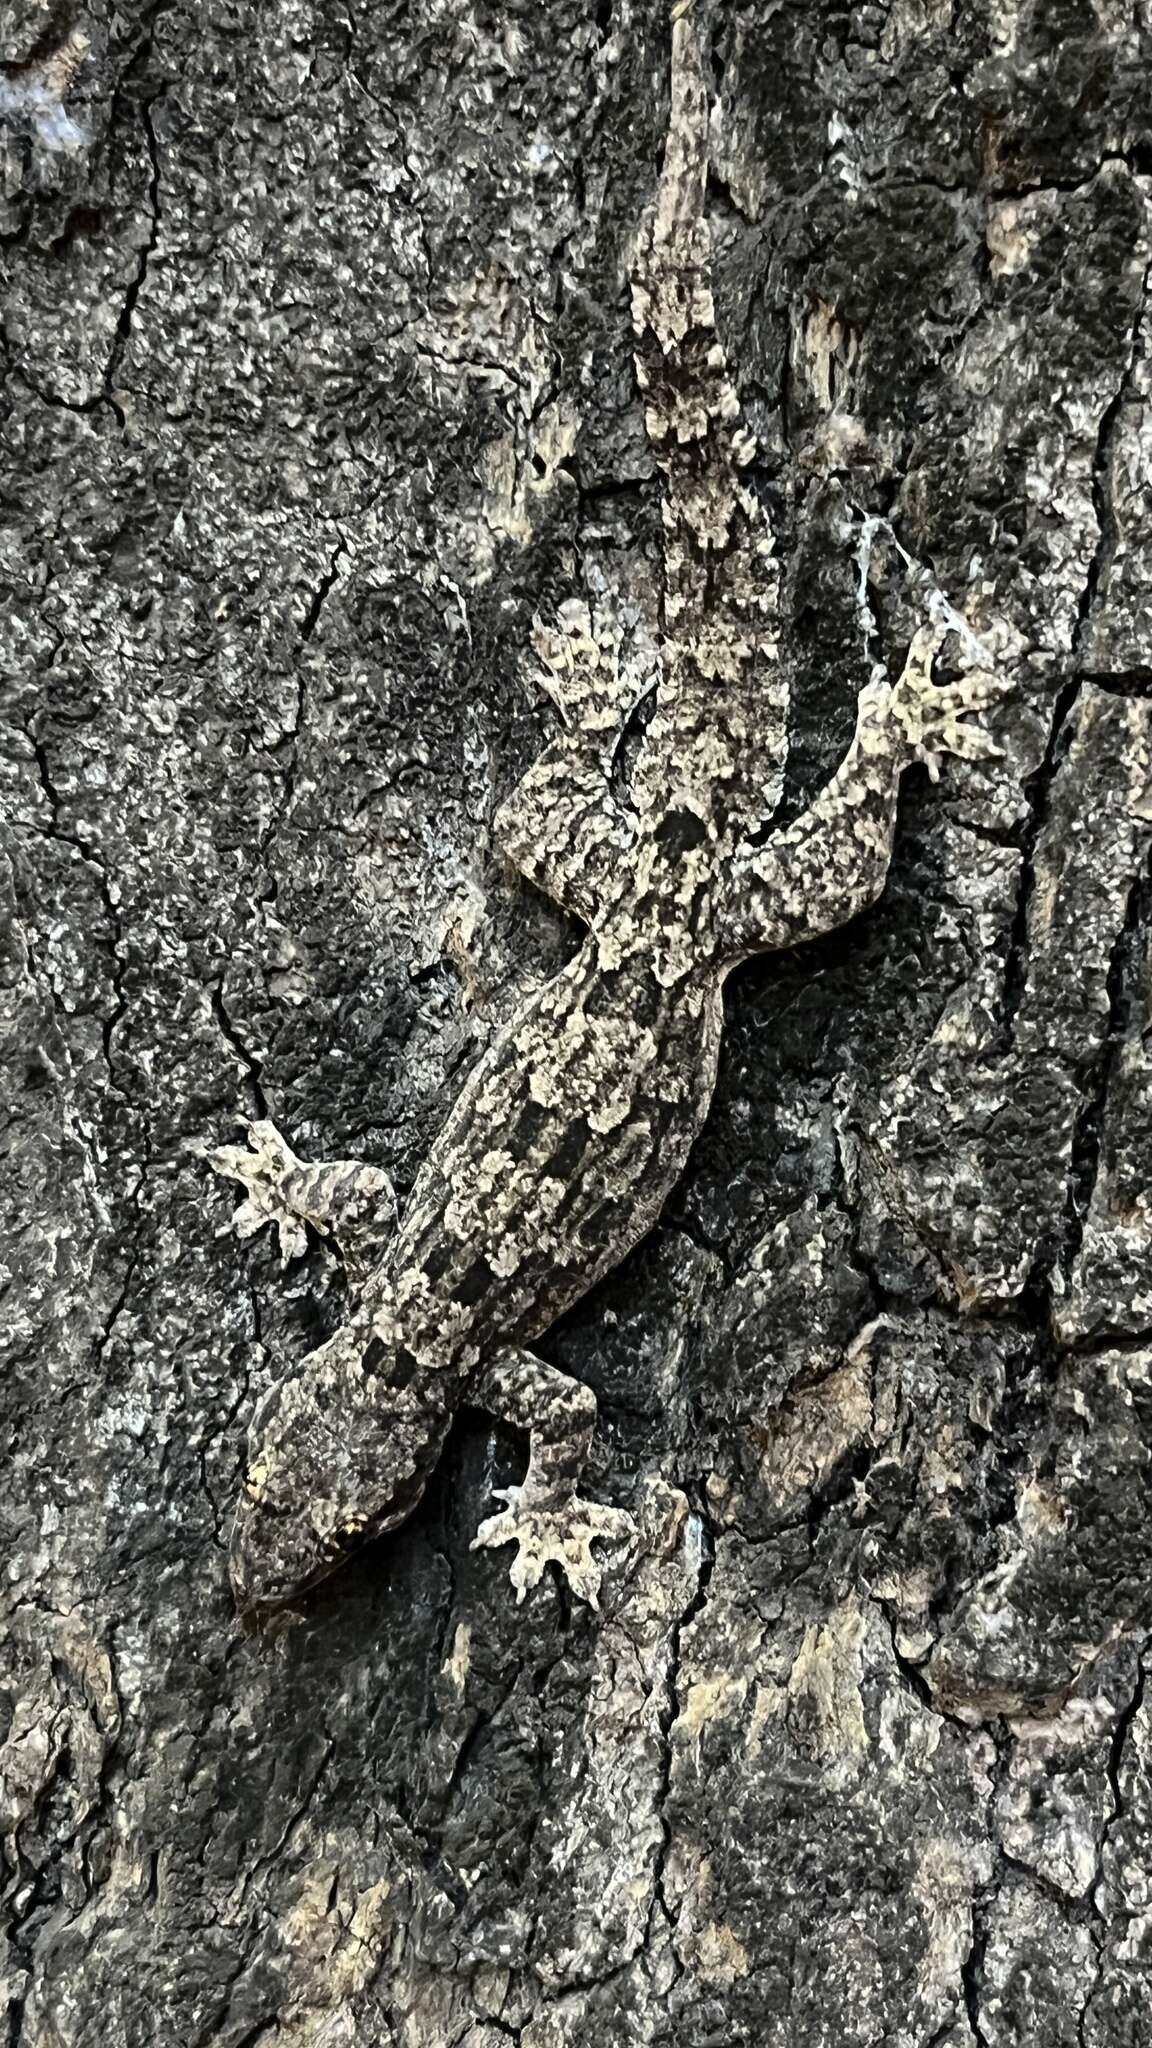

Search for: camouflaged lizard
xmin=212 ymin=4 xmax=1005 ymax=1614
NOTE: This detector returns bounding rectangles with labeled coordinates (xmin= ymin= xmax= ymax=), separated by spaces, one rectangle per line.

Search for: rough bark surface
xmin=3 ymin=2 xmax=1152 ymax=2044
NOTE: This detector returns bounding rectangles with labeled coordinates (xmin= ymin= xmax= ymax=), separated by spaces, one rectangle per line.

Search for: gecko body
xmin=214 ymin=8 xmax=1006 ymax=1613
xmin=227 ymin=937 xmax=722 ymax=1606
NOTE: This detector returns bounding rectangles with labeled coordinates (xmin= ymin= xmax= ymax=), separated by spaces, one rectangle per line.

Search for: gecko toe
xmin=472 ymin=1488 xmax=635 ymax=1608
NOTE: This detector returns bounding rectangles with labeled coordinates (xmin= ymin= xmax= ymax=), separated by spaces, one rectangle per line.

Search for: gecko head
xmin=228 ymin=1328 xmax=439 ymax=1615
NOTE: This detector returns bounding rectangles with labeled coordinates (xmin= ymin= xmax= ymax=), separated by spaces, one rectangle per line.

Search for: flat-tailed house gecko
xmin=212 ymin=5 xmax=1004 ymax=1612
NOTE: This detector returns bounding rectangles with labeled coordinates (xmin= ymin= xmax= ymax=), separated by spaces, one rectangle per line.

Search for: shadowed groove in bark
xmin=1062 ymin=858 xmax=1152 ymax=1283
xmin=996 ymin=677 xmax=1082 ymax=1056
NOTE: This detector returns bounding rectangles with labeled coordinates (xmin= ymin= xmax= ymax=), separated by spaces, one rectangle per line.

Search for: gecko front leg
xmin=210 ymin=1120 xmax=397 ymax=1283
xmin=493 ymin=599 xmax=643 ymax=928
xmin=716 ymin=626 xmax=1007 ymax=961
xmin=470 ymin=1349 xmax=634 ymax=1607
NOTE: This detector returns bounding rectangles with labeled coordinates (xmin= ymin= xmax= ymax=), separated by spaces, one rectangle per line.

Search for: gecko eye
xmin=363 ymin=1337 xmax=418 ymax=1389
xmin=655 ymin=805 xmax=708 ymax=854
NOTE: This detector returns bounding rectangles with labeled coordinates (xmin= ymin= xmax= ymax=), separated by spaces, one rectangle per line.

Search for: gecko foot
xmin=471 ymin=1486 xmax=635 ymax=1609
xmin=886 ymin=624 xmax=1008 ymax=783
xmin=209 ymin=1119 xmax=395 ymax=1270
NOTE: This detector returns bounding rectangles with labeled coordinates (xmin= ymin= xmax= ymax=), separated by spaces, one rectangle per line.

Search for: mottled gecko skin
xmin=212 ymin=5 xmax=1005 ymax=1614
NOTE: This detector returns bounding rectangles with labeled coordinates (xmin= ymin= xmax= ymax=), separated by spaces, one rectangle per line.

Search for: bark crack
xmin=995 ymin=677 xmax=1082 ymax=1056
xmin=1061 ymin=857 xmax=1151 ymax=1285
xmin=103 ymin=84 xmax=166 ymax=427
xmin=26 ymin=730 xmax=131 ymax=1098
xmin=210 ymin=982 xmax=268 ymax=1118
xmin=648 ymin=1496 xmax=715 ymax=1941
xmin=257 ymin=536 xmax=348 ymax=860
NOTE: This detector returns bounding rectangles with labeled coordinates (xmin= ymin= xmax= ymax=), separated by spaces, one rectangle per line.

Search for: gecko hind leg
xmin=209 ymin=1119 xmax=396 ymax=1281
xmin=470 ymin=1348 xmax=635 ymax=1608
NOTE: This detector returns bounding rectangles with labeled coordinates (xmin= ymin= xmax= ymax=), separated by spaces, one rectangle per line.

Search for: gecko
xmin=211 ymin=2 xmax=1005 ymax=1615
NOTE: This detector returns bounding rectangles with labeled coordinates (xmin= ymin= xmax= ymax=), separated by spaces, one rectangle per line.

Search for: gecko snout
xmin=229 ymin=1493 xmax=317 ymax=1613
xmin=226 ymin=1365 xmax=361 ymax=1612
xmin=227 ymin=1330 xmax=443 ymax=1615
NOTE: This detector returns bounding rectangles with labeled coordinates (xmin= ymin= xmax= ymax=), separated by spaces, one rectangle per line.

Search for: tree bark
xmin=3 ymin=1 xmax=1152 ymax=2043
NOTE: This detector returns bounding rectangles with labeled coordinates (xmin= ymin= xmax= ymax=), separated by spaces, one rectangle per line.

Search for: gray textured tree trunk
xmin=3 ymin=0 xmax=1152 ymax=2042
